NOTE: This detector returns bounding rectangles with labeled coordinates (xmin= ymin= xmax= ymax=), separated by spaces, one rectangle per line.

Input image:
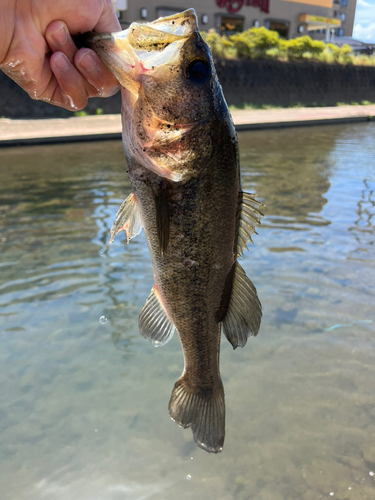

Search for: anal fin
xmin=138 ymin=286 xmax=175 ymax=347
xmin=110 ymin=192 xmax=143 ymax=244
xmin=237 ymin=192 xmax=264 ymax=257
xmin=222 ymin=262 xmax=262 ymax=349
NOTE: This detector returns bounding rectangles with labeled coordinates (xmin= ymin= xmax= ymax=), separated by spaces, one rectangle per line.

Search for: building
xmin=334 ymin=36 xmax=375 ymax=54
xmin=112 ymin=0 xmax=356 ymax=41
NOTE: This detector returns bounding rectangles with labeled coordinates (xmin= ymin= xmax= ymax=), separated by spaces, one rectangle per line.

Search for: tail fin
xmin=168 ymin=376 xmax=225 ymax=453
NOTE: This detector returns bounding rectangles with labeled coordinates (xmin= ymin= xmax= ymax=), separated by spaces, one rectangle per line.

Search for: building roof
xmin=335 ymin=36 xmax=375 ymax=50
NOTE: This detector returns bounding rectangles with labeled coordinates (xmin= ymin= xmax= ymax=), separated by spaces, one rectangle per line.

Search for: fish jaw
xmin=83 ymin=9 xmax=209 ymax=182
xmin=83 ymin=9 xmax=198 ymax=96
xmin=144 ymin=8 xmax=198 ymax=35
xmin=81 ymin=31 xmax=141 ymax=97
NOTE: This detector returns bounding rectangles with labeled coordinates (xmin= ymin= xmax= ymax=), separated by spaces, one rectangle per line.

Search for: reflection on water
xmin=348 ymin=178 xmax=375 ymax=260
xmin=0 ymin=124 xmax=374 ymax=500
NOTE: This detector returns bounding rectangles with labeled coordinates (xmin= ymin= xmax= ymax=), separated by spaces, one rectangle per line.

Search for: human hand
xmin=0 ymin=0 xmax=121 ymax=111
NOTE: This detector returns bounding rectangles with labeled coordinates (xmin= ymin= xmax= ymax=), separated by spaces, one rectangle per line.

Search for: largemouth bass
xmin=82 ymin=9 xmax=262 ymax=453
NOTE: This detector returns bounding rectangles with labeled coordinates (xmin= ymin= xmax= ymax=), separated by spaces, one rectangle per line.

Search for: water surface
xmin=0 ymin=123 xmax=374 ymax=500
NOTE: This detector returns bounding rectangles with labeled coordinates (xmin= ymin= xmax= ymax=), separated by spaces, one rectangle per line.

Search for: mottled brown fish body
xmin=84 ymin=9 xmax=262 ymax=453
xmin=128 ymin=109 xmax=238 ymax=449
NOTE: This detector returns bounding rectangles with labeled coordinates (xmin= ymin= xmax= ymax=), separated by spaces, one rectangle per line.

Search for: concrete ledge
xmin=0 ymin=105 xmax=374 ymax=147
xmin=0 ymin=133 xmax=122 ymax=147
xmin=0 ymin=114 xmax=123 ymax=147
xmin=235 ymin=115 xmax=373 ymax=131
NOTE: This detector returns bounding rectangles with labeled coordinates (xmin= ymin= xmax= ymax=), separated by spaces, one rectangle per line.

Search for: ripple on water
xmin=0 ymin=127 xmax=374 ymax=499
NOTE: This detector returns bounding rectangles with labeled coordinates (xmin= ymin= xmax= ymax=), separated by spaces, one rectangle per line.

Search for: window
xmin=156 ymin=7 xmax=181 ymax=18
xmin=341 ymin=0 xmax=347 ymax=6
xmin=215 ymin=14 xmax=244 ymax=35
xmin=336 ymin=28 xmax=344 ymax=36
xmin=341 ymin=13 xmax=346 ymax=22
xmin=265 ymin=20 xmax=289 ymax=38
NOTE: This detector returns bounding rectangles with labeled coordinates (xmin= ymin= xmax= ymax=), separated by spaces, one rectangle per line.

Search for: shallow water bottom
xmin=0 ymin=123 xmax=374 ymax=499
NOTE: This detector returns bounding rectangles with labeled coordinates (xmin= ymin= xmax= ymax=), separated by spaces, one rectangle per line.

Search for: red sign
xmin=216 ymin=0 xmax=269 ymax=14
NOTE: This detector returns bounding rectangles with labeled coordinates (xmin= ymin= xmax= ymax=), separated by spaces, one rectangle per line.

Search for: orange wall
xmin=280 ymin=0 xmax=333 ymax=8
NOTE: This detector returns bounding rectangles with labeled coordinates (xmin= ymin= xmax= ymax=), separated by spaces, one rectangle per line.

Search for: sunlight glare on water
xmin=0 ymin=123 xmax=374 ymax=500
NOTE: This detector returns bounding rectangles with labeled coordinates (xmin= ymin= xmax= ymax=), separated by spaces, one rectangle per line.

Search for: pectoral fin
xmin=221 ymin=262 xmax=262 ymax=349
xmin=139 ymin=287 xmax=176 ymax=347
xmin=110 ymin=192 xmax=143 ymax=244
xmin=236 ymin=192 xmax=264 ymax=258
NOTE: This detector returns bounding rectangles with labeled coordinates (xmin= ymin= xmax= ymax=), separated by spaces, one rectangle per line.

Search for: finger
xmin=49 ymin=52 xmax=90 ymax=110
xmin=1 ymin=33 xmax=53 ymax=102
xmin=45 ymin=21 xmax=77 ymax=63
xmin=95 ymin=0 xmax=122 ymax=32
xmin=74 ymin=48 xmax=120 ymax=98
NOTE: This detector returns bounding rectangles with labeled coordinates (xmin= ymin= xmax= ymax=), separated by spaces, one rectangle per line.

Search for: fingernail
xmin=78 ymin=51 xmax=97 ymax=72
xmin=54 ymin=53 xmax=69 ymax=70
xmin=52 ymin=27 xmax=68 ymax=46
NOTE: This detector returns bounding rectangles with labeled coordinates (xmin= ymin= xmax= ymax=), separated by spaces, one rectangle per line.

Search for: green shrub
xmin=201 ymin=30 xmax=236 ymax=58
xmin=352 ymin=54 xmax=375 ymax=66
xmin=201 ymin=27 xmax=375 ymax=66
xmin=74 ymin=110 xmax=88 ymax=117
xmin=231 ymin=27 xmax=280 ymax=58
xmin=287 ymin=36 xmax=325 ymax=59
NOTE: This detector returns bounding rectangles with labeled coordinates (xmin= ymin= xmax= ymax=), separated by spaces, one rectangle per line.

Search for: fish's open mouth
xmin=78 ymin=8 xmax=210 ymax=182
xmin=81 ymin=9 xmax=199 ymax=95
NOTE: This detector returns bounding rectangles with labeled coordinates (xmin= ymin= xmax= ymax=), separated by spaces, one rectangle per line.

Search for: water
xmin=0 ymin=123 xmax=374 ymax=500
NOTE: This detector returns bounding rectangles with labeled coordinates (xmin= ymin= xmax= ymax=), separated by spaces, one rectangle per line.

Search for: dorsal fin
xmin=236 ymin=192 xmax=264 ymax=258
xmin=110 ymin=192 xmax=143 ymax=244
xmin=221 ymin=262 xmax=262 ymax=349
xmin=138 ymin=286 xmax=176 ymax=347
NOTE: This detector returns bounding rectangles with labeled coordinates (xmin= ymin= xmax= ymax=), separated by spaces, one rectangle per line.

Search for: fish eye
xmin=187 ymin=59 xmax=210 ymax=80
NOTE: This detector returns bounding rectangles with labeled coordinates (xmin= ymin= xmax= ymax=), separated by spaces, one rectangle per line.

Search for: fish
xmin=81 ymin=9 xmax=263 ymax=453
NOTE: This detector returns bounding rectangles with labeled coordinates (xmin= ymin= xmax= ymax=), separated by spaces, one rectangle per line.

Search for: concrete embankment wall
xmin=1 ymin=59 xmax=375 ymax=118
xmin=0 ymin=72 xmax=121 ymax=119
xmin=215 ymin=59 xmax=375 ymax=107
